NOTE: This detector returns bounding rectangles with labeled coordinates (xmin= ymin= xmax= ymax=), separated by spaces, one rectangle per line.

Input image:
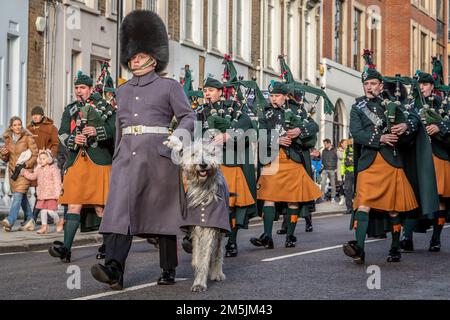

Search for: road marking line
xmin=262 ymin=225 xmax=450 ymax=262
xmin=261 ymin=239 xmax=385 ymax=262
xmin=72 ymin=278 xmax=188 ymax=300
xmin=249 ymin=213 xmax=345 ymax=227
xmin=0 ymin=239 xmax=147 ymax=256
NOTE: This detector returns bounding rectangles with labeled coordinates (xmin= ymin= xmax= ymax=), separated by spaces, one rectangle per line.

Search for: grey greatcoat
xmin=100 ymin=71 xmax=195 ymax=236
xmin=180 ymin=171 xmax=231 ymax=234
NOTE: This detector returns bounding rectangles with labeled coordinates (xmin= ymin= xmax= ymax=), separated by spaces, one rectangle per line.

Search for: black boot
xmin=250 ymin=234 xmax=274 ymax=249
xmin=157 ymin=269 xmax=176 ymax=285
xmin=387 ymin=248 xmax=401 ymax=262
xmin=146 ymin=237 xmax=160 ymax=249
xmin=276 ymin=228 xmax=287 ymax=235
xmin=399 ymin=239 xmax=414 ymax=252
xmin=429 ymin=239 xmax=441 ymax=252
xmin=48 ymin=241 xmax=71 ymax=263
xmin=181 ymin=235 xmax=193 ymax=254
xmin=285 ymin=235 xmax=296 ymax=248
xmin=225 ymin=242 xmax=238 ymax=257
xmin=90 ymin=261 xmax=124 ymax=290
xmin=304 ymin=215 xmax=313 ymax=232
xmin=342 ymin=241 xmax=365 ymax=264
xmin=96 ymin=243 xmax=106 ymax=260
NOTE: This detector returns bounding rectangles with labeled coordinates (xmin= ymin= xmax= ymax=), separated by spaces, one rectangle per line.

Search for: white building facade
xmin=0 ymin=0 xmax=29 ymax=134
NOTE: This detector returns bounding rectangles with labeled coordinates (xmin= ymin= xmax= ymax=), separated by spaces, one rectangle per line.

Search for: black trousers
xmin=103 ymin=233 xmax=178 ymax=272
xmin=344 ymin=172 xmax=355 ymax=214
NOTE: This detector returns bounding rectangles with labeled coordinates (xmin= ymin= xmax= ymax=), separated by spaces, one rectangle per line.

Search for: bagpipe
xmin=277 ymin=55 xmax=333 ymax=147
xmin=94 ymin=61 xmax=116 ymax=108
xmin=277 ymin=55 xmax=334 ymax=127
xmin=378 ymin=75 xmax=411 ymax=133
xmin=73 ymin=96 xmax=106 ymax=154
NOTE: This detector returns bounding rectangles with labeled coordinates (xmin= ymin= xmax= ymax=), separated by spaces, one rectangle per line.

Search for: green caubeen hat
xmin=269 ymin=81 xmax=289 ymax=95
xmin=74 ymin=70 xmax=94 ymax=87
xmin=417 ymin=72 xmax=435 ymax=84
xmin=203 ymin=77 xmax=223 ymax=89
xmin=361 ymin=49 xmax=382 ymax=83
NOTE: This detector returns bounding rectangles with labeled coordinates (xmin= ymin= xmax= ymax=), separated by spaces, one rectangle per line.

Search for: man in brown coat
xmin=26 ymin=106 xmax=59 ymax=223
xmin=27 ymin=106 xmax=59 ymax=156
xmin=90 ymin=10 xmax=195 ymax=290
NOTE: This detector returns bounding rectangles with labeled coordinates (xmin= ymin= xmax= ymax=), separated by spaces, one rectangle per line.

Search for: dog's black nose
xmin=199 ymin=163 xmax=208 ymax=169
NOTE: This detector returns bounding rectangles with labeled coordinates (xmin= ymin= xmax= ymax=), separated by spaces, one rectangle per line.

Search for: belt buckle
xmin=132 ymin=125 xmax=143 ymax=135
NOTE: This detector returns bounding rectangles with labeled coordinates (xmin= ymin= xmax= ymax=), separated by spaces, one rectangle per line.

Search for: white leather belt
xmin=122 ymin=125 xmax=169 ymax=135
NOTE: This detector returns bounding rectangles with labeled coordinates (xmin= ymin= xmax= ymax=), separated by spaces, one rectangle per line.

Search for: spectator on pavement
xmin=26 ymin=106 xmax=59 ymax=224
xmin=0 ymin=116 xmax=38 ymax=232
xmin=21 ymin=149 xmax=63 ymax=234
xmin=320 ymin=139 xmax=338 ymax=203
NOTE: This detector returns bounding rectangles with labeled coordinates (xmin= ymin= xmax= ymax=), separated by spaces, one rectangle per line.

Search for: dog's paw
xmin=210 ymin=272 xmax=226 ymax=282
xmin=191 ymin=284 xmax=207 ymax=292
xmin=163 ymin=135 xmax=183 ymax=152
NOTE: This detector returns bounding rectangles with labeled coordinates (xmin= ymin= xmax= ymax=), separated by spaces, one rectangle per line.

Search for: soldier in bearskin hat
xmin=90 ymin=10 xmax=195 ymax=290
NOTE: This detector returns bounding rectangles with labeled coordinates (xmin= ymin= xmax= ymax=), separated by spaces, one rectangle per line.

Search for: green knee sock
xmin=228 ymin=228 xmax=238 ymax=244
xmin=402 ymin=218 xmax=416 ymax=240
xmin=286 ymin=208 xmax=299 ymax=236
xmin=263 ymin=206 xmax=276 ymax=239
xmin=432 ymin=211 xmax=446 ymax=242
xmin=354 ymin=211 xmax=369 ymax=250
xmin=64 ymin=213 xmax=80 ymax=251
xmin=391 ymin=216 xmax=402 ymax=249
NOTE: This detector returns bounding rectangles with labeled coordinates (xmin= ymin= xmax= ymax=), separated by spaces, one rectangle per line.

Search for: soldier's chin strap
xmin=128 ymin=56 xmax=156 ymax=72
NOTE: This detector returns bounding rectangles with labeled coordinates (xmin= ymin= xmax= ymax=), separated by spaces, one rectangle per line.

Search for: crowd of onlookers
xmin=1 ymin=107 xmax=68 ymax=234
xmin=310 ymin=138 xmax=355 ymax=215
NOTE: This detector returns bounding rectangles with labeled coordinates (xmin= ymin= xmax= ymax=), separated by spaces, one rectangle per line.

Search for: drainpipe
xmin=259 ymin=0 xmax=264 ymax=87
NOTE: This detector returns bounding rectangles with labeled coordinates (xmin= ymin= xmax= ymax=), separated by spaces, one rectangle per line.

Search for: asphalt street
xmin=1 ymin=213 xmax=449 ymax=300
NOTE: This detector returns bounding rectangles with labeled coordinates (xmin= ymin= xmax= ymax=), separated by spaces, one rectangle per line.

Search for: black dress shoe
xmin=285 ymin=235 xmax=296 ymax=248
xmin=48 ymin=242 xmax=71 ymax=263
xmin=250 ymin=234 xmax=274 ymax=249
xmin=343 ymin=241 xmax=365 ymax=264
xmin=276 ymin=229 xmax=287 ymax=235
xmin=225 ymin=242 xmax=238 ymax=257
xmin=399 ymin=239 xmax=414 ymax=252
xmin=387 ymin=248 xmax=401 ymax=262
xmin=91 ymin=262 xmax=124 ymax=290
xmin=429 ymin=239 xmax=441 ymax=252
xmin=157 ymin=269 xmax=176 ymax=285
xmin=96 ymin=244 xmax=106 ymax=260
xmin=304 ymin=216 xmax=313 ymax=232
xmin=181 ymin=235 xmax=193 ymax=254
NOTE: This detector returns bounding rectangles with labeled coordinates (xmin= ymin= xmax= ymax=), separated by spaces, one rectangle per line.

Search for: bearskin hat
xmin=120 ymin=10 xmax=169 ymax=73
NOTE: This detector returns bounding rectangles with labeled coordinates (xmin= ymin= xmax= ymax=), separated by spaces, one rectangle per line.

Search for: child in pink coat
xmin=22 ymin=149 xmax=63 ymax=234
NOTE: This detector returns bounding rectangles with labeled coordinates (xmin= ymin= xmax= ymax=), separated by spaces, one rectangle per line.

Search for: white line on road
xmin=72 ymin=278 xmax=189 ymax=300
xmin=249 ymin=213 xmax=345 ymax=227
xmin=262 ymin=225 xmax=450 ymax=262
xmin=261 ymin=239 xmax=386 ymax=262
xmin=0 ymin=239 xmax=147 ymax=256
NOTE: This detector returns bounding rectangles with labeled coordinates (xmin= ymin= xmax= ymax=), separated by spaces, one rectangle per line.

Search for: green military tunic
xmin=350 ymin=96 xmax=439 ymax=236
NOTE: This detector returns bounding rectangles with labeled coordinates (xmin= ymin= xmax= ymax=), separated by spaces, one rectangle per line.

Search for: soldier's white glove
xmin=163 ymin=135 xmax=183 ymax=152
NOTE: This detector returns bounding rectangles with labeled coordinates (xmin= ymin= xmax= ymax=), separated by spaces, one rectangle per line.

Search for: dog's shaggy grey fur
xmin=180 ymin=140 xmax=227 ymax=292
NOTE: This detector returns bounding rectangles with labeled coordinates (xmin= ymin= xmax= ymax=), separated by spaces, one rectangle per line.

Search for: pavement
xmin=0 ymin=211 xmax=449 ymax=300
xmin=0 ymin=202 xmax=345 ymax=253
